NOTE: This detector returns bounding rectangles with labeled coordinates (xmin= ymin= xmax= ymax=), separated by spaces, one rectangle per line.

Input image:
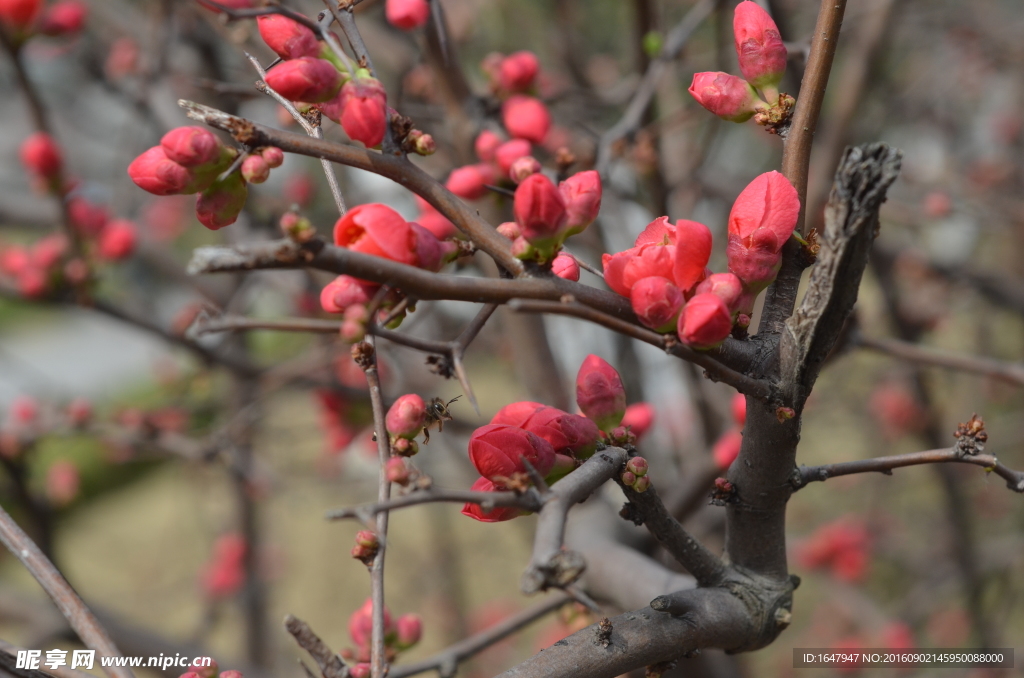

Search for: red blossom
xmin=688 ymin=72 xmax=762 ymax=122
xmin=257 ymin=13 xmax=320 ymax=60
xmin=333 ymin=203 xmax=418 ymax=266
xmin=461 ymin=477 xmax=525 ymax=522
xmin=265 ymin=57 xmax=342 ymax=104
xmin=468 ymin=423 xmax=556 ymax=483
xmin=575 ymin=355 xmax=626 ymax=432
xmin=678 ymin=292 xmax=733 ymax=349
xmin=385 ymin=0 xmax=429 ymax=30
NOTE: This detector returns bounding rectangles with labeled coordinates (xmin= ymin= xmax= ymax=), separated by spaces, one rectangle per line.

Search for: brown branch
xmin=0 ymin=505 xmax=135 ymax=678
xmin=326 ymin=488 xmax=542 ymax=522
xmin=521 ymin=447 xmax=628 ymax=594
xmin=195 ymin=315 xmax=342 ymax=335
xmin=793 ymin=448 xmax=1024 ymax=493
xmin=180 ymin=101 xmax=520 ymax=272
xmin=856 ymin=334 xmax=1024 ymax=386
xmin=284 ymin=615 xmax=350 ymax=678
xmin=388 ymin=594 xmax=571 ymax=678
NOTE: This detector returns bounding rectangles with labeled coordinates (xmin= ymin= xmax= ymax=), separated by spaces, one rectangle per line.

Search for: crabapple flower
xmin=575 ymin=355 xmax=626 ymax=432
xmin=602 ymin=241 xmax=676 ymax=297
xmin=513 ymin=173 xmax=567 ymax=252
xmin=733 ymin=1 xmax=787 ymax=92
xmin=195 ymin=174 xmax=248 ymax=230
xmin=502 ymin=95 xmax=551 ymax=144
xmin=461 ymin=477 xmax=524 ymax=522
xmin=328 ymin=71 xmax=388 ymax=147
xmin=264 ymin=57 xmax=342 ymax=103
xmin=678 ymin=292 xmax=733 ymax=349
xmin=20 ymin=132 xmax=62 ymax=181
xmin=693 ymin=272 xmax=743 ymax=312
xmin=551 ymin=252 xmax=580 ymax=281
xmin=257 ymin=14 xmax=319 ymax=60
xmin=97 ymin=220 xmax=137 ymax=261
xmin=688 ymin=72 xmax=762 ymax=123
xmin=127 ymin=146 xmax=195 ymax=196
xmin=333 ymin=203 xmax=418 ymax=266
xmin=495 ymin=139 xmax=531 ymax=174
xmin=499 ymin=51 xmax=539 ymax=92
xmin=468 ymin=424 xmax=555 ymax=483
xmin=385 ymin=0 xmax=429 ymax=30
xmin=630 ymin=276 xmax=684 ymax=332
xmin=410 ymin=223 xmax=457 ymax=272
xmin=559 ymin=170 xmax=601 ymax=235
xmin=161 ymin=126 xmax=223 ymax=168
xmin=386 ymin=394 xmax=426 ymax=440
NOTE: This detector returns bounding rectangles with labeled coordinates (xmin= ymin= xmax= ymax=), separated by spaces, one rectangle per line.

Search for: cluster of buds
xmin=796 ymin=518 xmax=871 ymax=582
xmin=344 ymin=599 xmax=422 ymax=675
xmin=279 ymin=211 xmax=316 ymax=243
xmin=620 ymin=456 xmax=650 ymax=493
xmin=0 ymin=0 xmax=87 ymax=45
xmin=350 ymin=530 xmax=379 ymax=566
xmin=688 ymin=1 xmax=793 ymax=132
xmin=711 ymin=393 xmax=746 ymax=470
xmin=200 ymin=533 xmax=247 ymax=600
xmin=509 ymin=170 xmax=602 ymax=263
xmin=601 ymin=171 xmax=798 ymax=349
xmin=320 ymin=204 xmax=459 ymax=338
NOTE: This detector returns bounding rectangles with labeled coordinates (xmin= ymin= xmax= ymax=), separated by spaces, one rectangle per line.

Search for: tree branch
xmin=284 ymin=615 xmax=350 ymax=678
xmin=326 ymin=488 xmax=542 ymax=522
xmin=855 ymin=333 xmax=1024 ymax=386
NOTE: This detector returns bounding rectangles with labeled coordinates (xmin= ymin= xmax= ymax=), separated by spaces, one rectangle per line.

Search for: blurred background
xmin=1 ymin=0 xmax=1022 ymax=677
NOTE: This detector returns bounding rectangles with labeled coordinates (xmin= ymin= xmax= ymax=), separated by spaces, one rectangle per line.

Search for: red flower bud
xmin=67 ymin=398 xmax=92 ymax=427
xmin=733 ymin=1 xmax=787 ymax=91
xmin=558 ymin=170 xmax=601 ymax=235
xmin=688 ymin=72 xmax=762 ymax=123
xmin=10 ymin=395 xmax=38 ymax=424
xmin=265 ymin=57 xmax=342 ymax=103
xmin=712 ymin=429 xmax=742 ymax=469
xmin=385 ymin=0 xmax=429 ymax=30
xmin=502 ymin=95 xmax=551 ymax=144
xmin=461 ymin=476 xmax=525 ymax=522
xmin=513 ymin=173 xmax=567 ymax=248
xmin=672 ymin=219 xmax=713 ymax=293
xmin=630 ymin=276 xmax=683 ymax=332
xmin=385 ymin=457 xmax=411 ymax=485
xmin=693 ymin=272 xmax=743 ymax=313
xmin=491 ymin=402 xmax=600 ymax=460
xmin=494 ymin=139 xmax=531 ymax=174
xmin=509 ymin=155 xmax=541 ymax=184
xmin=257 ymin=14 xmax=319 ymax=60
xmin=349 ymin=599 xmax=392 ymax=650
xmin=575 ymin=355 xmax=626 ymax=432
xmin=241 ymin=155 xmax=270 ymax=184
xmin=468 ymin=423 xmax=555 ymax=483
xmin=446 ymin=164 xmax=494 ymax=200
xmin=340 ymin=304 xmax=368 ymax=343
xmin=621 ymin=403 xmax=655 ymax=441
xmin=496 ymin=221 xmax=520 ymax=240
xmin=68 ymin=197 xmax=109 ymax=237
xmin=602 ymin=242 xmax=676 ymax=297
xmin=20 ymin=132 xmax=62 ymax=180
xmin=331 ymin=73 xmax=388 ymax=147
xmin=38 ymin=0 xmax=86 ymax=37
xmin=333 ymin=203 xmax=418 ymax=266
xmin=410 ymin=222 xmax=457 ymax=272
xmin=161 ymin=126 xmax=222 ymax=168
xmin=97 ymin=219 xmax=137 ymax=261
xmin=320 ymin=275 xmax=378 ymax=314
xmin=261 ymin=146 xmax=285 ymax=168
xmin=1 ymin=246 xmax=29 ymax=276
xmin=104 ymin=37 xmax=139 ymax=79
xmin=127 ymin=146 xmax=194 ymax=196
xmin=395 ymin=613 xmax=422 ymax=649
xmin=195 ymin=174 xmax=248 ymax=230
xmin=499 ymin=51 xmax=539 ymax=92
xmin=386 ymin=394 xmax=426 ymax=440
xmin=0 ymin=0 xmax=41 ymax=32
xmin=726 ymin=171 xmax=800 ymax=302
xmin=632 ymin=475 xmax=650 ymax=493
xmin=678 ymin=292 xmax=733 ymax=349
xmin=46 ymin=459 xmax=80 ymax=506
xmin=475 ymin=130 xmax=502 ymax=162
xmin=731 ymin=393 xmax=746 ymax=427
xmin=551 ymin=252 xmax=580 ymax=281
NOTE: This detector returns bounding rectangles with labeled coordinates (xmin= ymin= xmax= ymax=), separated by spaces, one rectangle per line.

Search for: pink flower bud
xmin=355 ymin=530 xmax=378 ymax=549
xmin=1 ymin=246 xmax=29 ymax=276
xmin=446 ymin=164 xmax=494 ymax=200
xmin=334 ymin=203 xmax=418 ymax=266
xmin=386 ymin=394 xmax=426 ymax=440
xmin=733 ymin=1 xmax=787 ymax=91
xmin=261 ymin=146 xmax=285 ymax=168
xmin=712 ymin=429 xmax=742 ymax=469
xmin=195 ymin=174 xmax=248 ymax=230
xmin=67 ymin=197 xmax=109 ymax=237
xmin=10 ymin=395 xmax=38 ymax=424
xmin=241 ymin=155 xmax=270 ymax=184
xmin=67 ymin=398 xmax=92 ymax=427
xmin=688 ymin=72 xmax=762 ymax=123
xmin=495 ymin=139 xmax=531 ymax=174
xmin=468 ymin=424 xmax=555 ymax=483
xmin=630 ymin=276 xmax=683 ymax=332
xmin=558 ymin=170 xmax=601 ymax=235
xmin=575 ymin=355 xmax=626 ymax=432
xmin=30 ymin=233 xmax=67 ymax=268
xmin=513 ymin=173 xmax=567 ymax=249
xmin=693 ymin=272 xmax=743 ymax=312
xmin=333 ymin=72 xmax=388 ymax=147
xmin=499 ymin=51 xmax=539 ymax=92
xmin=731 ymin=393 xmax=746 ymax=427
xmin=461 ymin=476 xmax=525 ymax=522
xmin=0 ymin=0 xmax=41 ymax=32
xmin=395 ymin=613 xmax=422 ymax=649
xmin=626 ymin=456 xmax=648 ymax=477
xmin=621 ymin=403 xmax=655 ymax=441
xmin=385 ymin=0 xmax=429 ymax=30
xmin=385 ymin=457 xmax=411 ymax=485
xmin=621 ymin=471 xmax=636 ymax=486
xmin=265 ymin=57 xmax=342 ymax=103
xmin=127 ymin=146 xmax=194 ymax=196
xmin=320 ymin=275 xmax=378 ymax=314
xmin=496 ymin=221 xmax=520 ymax=240
xmin=726 ymin=171 xmax=800 ymax=302
xmin=257 ymin=14 xmax=319 ymax=60
xmin=349 ymin=598 xmax=392 ymax=649
xmin=392 ymin=437 xmax=418 ymax=457
xmin=161 ymin=126 xmax=222 ymax=168
xmin=46 ymin=459 xmax=79 ymax=506
xmin=509 ymin=155 xmax=541 ymax=184
xmin=475 ymin=130 xmax=502 ymax=162
xmin=97 ymin=219 xmax=137 ymax=261
xmin=551 ymin=252 xmax=580 ymax=281
xmin=672 ymin=220 xmax=713 ymax=293
xmin=20 ymin=132 xmax=62 ymax=180
xmin=38 ymin=0 xmax=86 ymax=36
xmin=407 ymin=130 xmax=435 ymax=155
xmin=502 ymin=95 xmax=551 ymax=144
xmin=678 ymin=292 xmax=733 ymax=349
xmin=632 ymin=475 xmax=650 ymax=493
xmin=340 ymin=305 xmax=368 ymax=343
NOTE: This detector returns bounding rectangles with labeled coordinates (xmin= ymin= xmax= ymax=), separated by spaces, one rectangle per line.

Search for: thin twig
xmin=856 ymin=334 xmax=1024 ymax=387
xmin=327 ymin=488 xmax=542 ymax=522
xmin=195 ymin=315 xmax=342 ymax=335
xmin=284 ymin=615 xmax=350 ymax=678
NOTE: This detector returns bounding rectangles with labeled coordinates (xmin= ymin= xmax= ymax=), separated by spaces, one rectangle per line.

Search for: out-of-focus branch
xmin=195 ymin=315 xmax=341 ymax=334
xmin=792 ymin=448 xmax=1024 ymax=493
xmin=0 ymin=505 xmax=135 ymax=678
xmin=855 ymin=333 xmax=1024 ymax=386
xmin=284 ymin=615 xmax=350 ymax=678
xmin=388 ymin=594 xmax=571 ymax=678
xmin=326 ymin=487 xmax=542 ymax=522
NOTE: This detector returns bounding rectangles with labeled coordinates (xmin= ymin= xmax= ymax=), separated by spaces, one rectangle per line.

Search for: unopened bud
xmin=280 ymin=211 xmax=316 ymax=243
xmin=496 ymin=221 xmax=521 ymax=240
xmin=625 ymin=456 xmax=648 ymax=477
xmin=392 ymin=437 xmax=419 ymax=457
xmin=261 ymin=146 xmax=285 ymax=168
xmin=509 ymin=155 xmax=542 ymax=184
xmin=632 ymin=475 xmax=650 ymax=493
xmin=775 ymin=406 xmax=795 ymax=422
xmin=385 ymin=457 xmax=411 ymax=485
xmin=621 ymin=471 xmax=636 ymax=486
xmin=241 ymin=155 xmax=270 ymax=184
xmin=395 ymin=614 xmax=422 ymax=649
